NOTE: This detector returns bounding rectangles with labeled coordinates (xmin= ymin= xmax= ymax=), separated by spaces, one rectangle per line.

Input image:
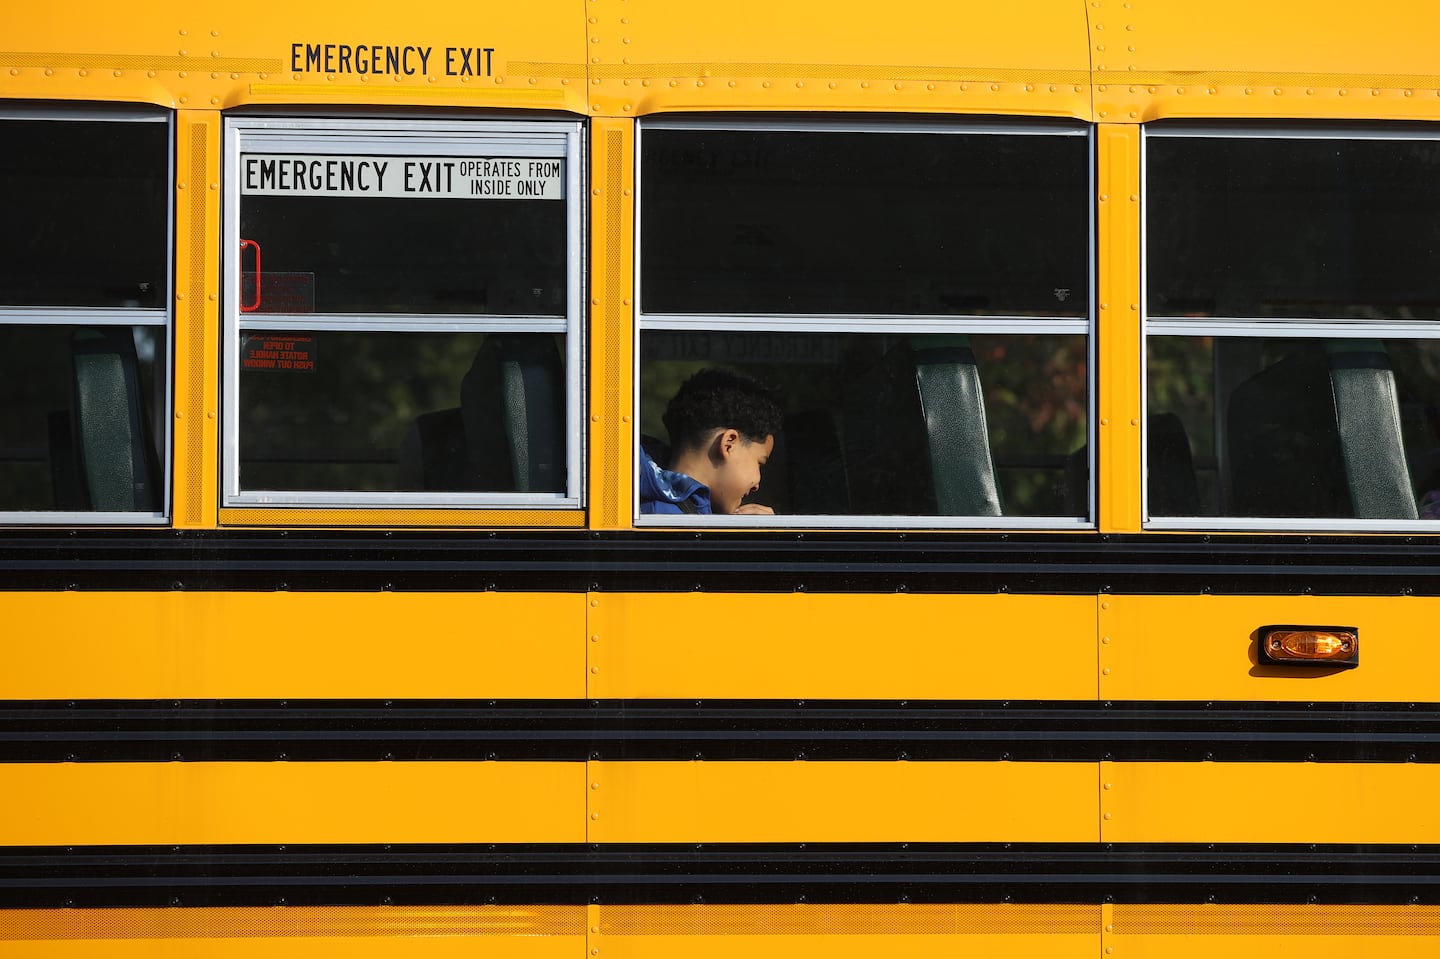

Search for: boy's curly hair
xmin=662 ymin=369 xmax=783 ymax=450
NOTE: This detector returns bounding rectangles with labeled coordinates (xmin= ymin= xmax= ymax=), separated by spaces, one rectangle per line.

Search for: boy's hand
xmin=733 ymin=503 xmax=775 ymax=515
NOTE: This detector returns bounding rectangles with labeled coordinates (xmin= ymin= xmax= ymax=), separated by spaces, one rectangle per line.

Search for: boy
xmin=639 ymin=369 xmax=782 ymax=515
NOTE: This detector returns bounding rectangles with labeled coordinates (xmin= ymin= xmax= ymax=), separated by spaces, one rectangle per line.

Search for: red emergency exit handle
xmin=240 ymin=239 xmax=262 ymax=313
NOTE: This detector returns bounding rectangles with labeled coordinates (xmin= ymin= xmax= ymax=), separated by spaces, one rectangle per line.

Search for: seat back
xmin=1227 ymin=341 xmax=1416 ymax=519
xmin=69 ymin=327 xmax=160 ymax=511
xmin=460 ymin=335 xmax=565 ymax=492
xmin=910 ymin=334 xmax=1002 ymax=516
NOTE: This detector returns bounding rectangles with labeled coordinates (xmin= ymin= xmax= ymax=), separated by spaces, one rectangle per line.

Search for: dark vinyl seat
xmin=1227 ymin=340 xmax=1416 ymax=519
xmin=910 ymin=334 xmax=1002 ymax=517
xmin=60 ymin=327 xmax=160 ymax=511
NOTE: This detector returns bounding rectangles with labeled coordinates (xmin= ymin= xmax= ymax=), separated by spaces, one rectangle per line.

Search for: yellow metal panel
xmin=1110 ymin=904 xmax=1440 ymax=959
xmin=1101 ymin=761 xmax=1440 ymax=844
xmin=1094 ymin=0 xmax=1440 ymax=123
xmin=1098 ymin=593 xmax=1440 ymax=702
xmin=589 ymin=761 xmax=1098 ymax=843
xmin=1 ymin=761 xmax=583 ymax=846
xmin=587 ymin=593 xmax=1096 ymax=700
xmin=0 ymin=0 xmax=588 ymax=113
xmin=588 ymin=119 xmax=636 ymax=530
xmin=585 ymin=0 xmax=1091 ymax=119
xmin=599 ymin=904 xmax=1098 ymax=959
xmin=1 ymin=592 xmax=584 ymax=699
xmin=216 ymin=508 xmax=585 ymax=527
xmin=0 ymin=906 xmax=583 ymax=958
xmin=173 ymin=111 xmax=220 ymax=529
xmin=1096 ymin=125 xmax=1142 ymax=533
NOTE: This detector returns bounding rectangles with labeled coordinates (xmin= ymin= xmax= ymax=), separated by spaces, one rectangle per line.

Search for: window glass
xmin=1148 ymin=336 xmax=1440 ymax=521
xmin=0 ymin=324 xmax=164 ymax=513
xmin=0 ymin=119 xmax=168 ymax=309
xmin=638 ymin=122 xmax=1092 ymax=525
xmin=1146 ymin=130 xmax=1440 ymax=528
xmin=642 ymin=128 xmax=1089 ymax=317
xmin=239 ymin=331 xmax=564 ymax=494
xmin=225 ymin=119 xmax=581 ymax=509
xmin=1148 ymin=135 xmax=1440 ymax=320
xmin=0 ymin=113 xmax=170 ymax=521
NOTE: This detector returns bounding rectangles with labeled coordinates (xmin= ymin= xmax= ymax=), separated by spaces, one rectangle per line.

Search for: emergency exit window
xmin=223 ymin=118 xmax=583 ymax=511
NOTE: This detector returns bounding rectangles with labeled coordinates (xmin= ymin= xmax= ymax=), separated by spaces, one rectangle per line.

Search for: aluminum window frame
xmin=634 ymin=116 xmax=1096 ymax=529
xmin=222 ymin=116 xmax=585 ymax=509
xmin=0 ymin=106 xmax=173 ymax=525
xmin=1142 ymin=122 xmax=1440 ymax=532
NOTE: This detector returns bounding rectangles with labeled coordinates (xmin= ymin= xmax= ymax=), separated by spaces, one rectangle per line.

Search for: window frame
xmin=0 ymin=104 xmax=173 ymax=525
xmin=221 ymin=116 xmax=585 ymax=510
xmin=633 ymin=115 xmax=1096 ymax=528
xmin=1141 ymin=122 xmax=1440 ymax=532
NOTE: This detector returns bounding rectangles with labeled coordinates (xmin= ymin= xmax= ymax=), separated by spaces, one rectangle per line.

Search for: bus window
xmin=1144 ymin=129 xmax=1440 ymax=528
xmin=223 ymin=119 xmax=582 ymax=509
xmin=636 ymin=120 xmax=1092 ymax=526
xmin=0 ymin=112 xmax=170 ymax=521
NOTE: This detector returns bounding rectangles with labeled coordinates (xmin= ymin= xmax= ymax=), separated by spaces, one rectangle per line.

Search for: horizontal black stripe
xmin=3 ymin=843 xmax=1438 ymax=907
xmin=4 ymin=700 xmax=1439 ymax=763
xmin=1 ymin=529 xmax=1439 ymax=595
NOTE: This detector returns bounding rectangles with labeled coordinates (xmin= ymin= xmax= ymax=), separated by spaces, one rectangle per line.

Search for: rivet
xmin=113 ymin=70 xmax=122 ymax=77
xmin=211 ymin=72 xmax=219 ymax=79
xmin=669 ymin=79 xmax=678 ymax=87
xmin=590 ymin=599 xmax=600 ymax=608
xmin=622 ymin=414 xmax=632 ymax=422
xmin=211 ymin=51 xmax=219 ymax=58
xmin=1207 ymin=87 xmax=1217 ymax=95
xmin=590 ymin=666 xmax=600 ymax=674
xmin=729 ymin=80 xmax=737 ymax=87
xmin=623 ymin=104 xmax=632 ymax=111
xmin=1050 ymin=84 xmax=1057 ymax=92
xmin=796 ymin=80 xmax=804 ymax=88
xmin=179 ymin=95 xmax=188 ymax=103
xmin=179 ymin=29 xmax=188 ymax=35
xmin=1128 ymin=45 xmax=1136 ymax=52
xmin=1074 ymin=84 xmax=1083 ymax=92
xmin=1244 ymin=87 xmax=1253 ymax=95
xmin=828 ymin=81 xmax=836 ymax=89
xmin=175 ymin=411 xmax=184 ymax=419
xmin=588 ymin=16 xmax=596 ymax=22
xmin=1130 ymin=303 xmax=1138 ymax=310
xmin=928 ymin=83 xmax=936 ymax=91
xmin=1129 ymin=110 xmax=1137 ymax=118
xmin=1177 ymin=87 xmax=1185 ymax=94
xmin=1147 ymin=85 xmax=1157 ymax=94
xmin=210 ymin=96 xmax=219 ymax=105
xmin=989 ymin=83 xmax=999 ymax=92
xmin=231 ymin=72 xmax=239 ymax=79
xmin=1104 ymin=782 xmax=1113 ymax=788
xmin=9 ymin=68 xmax=17 ymax=76
xmin=1339 ymin=88 xmax=1348 ymax=96
xmin=1102 ymin=637 xmax=1111 ymax=645
xmin=1099 ymin=46 xmax=1107 ymax=52
xmin=1100 ymin=417 xmax=1109 ymax=426
xmin=622 ymin=37 xmax=630 ymax=44
xmin=1274 ymin=88 xmax=1283 ymax=95
xmin=1130 ymin=418 xmax=1139 ymax=426
xmin=696 ymin=80 xmax=705 ymax=87
xmin=207 ymin=411 xmax=215 ymax=420
xmin=621 ymin=16 xmax=629 ymax=23
xmin=763 ymin=80 xmax=772 ymax=88
xmin=1126 ymin=24 xmax=1134 ymax=30
xmin=1405 ymin=89 xmax=1414 ymax=97
xmin=591 ymin=812 xmax=600 ymax=819
xmin=591 ymin=635 xmax=600 ymax=643
xmin=176 ymin=292 xmax=186 ymax=300
xmin=592 ymin=188 xmax=601 ymax=196
xmin=1372 ymin=88 xmax=1380 ymax=96
xmin=1106 ymin=948 xmax=1114 ymax=954
xmin=1099 ymin=195 xmax=1109 ymax=202
xmin=1101 ymin=601 xmax=1110 ymax=609
xmin=1129 ymin=195 xmax=1138 ymax=202
xmin=641 ymin=79 xmax=649 ymax=86
xmin=211 ymin=30 xmax=219 ymax=37
xmin=45 ymin=68 xmax=53 ymax=76
xmin=1095 ymin=22 xmax=1104 ymax=29
xmin=1128 ymin=85 xmax=1136 ymax=93
xmin=207 ymin=293 xmax=217 ymax=301
xmin=1024 ymin=83 xmax=1034 ymax=92
xmin=1098 ymin=110 xmax=1108 ymax=118
xmin=590 ymin=37 xmax=600 ymax=43
xmin=177 ymin=182 xmax=186 ymax=190
xmin=148 ymin=70 xmax=157 ymax=77
xmin=179 ymin=49 xmax=187 ymax=56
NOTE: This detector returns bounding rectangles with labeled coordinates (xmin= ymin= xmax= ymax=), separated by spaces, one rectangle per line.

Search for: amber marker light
xmin=1258 ymin=625 xmax=1359 ymax=669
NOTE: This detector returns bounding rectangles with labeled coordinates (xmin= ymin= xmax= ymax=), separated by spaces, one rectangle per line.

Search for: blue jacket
xmin=638 ymin=447 xmax=711 ymax=514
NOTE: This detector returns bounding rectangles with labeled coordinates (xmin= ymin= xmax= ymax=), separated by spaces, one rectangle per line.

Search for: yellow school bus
xmin=3 ymin=1 xmax=1440 ymax=955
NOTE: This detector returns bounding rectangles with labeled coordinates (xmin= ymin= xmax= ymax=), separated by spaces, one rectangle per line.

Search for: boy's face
xmin=711 ymin=432 xmax=774 ymax=514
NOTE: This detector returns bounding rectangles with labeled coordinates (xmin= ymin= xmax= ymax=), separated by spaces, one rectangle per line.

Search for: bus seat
xmin=777 ymin=409 xmax=850 ymax=514
xmin=68 ymin=327 xmax=160 ymax=511
xmin=460 ymin=335 xmax=565 ymax=492
xmin=1147 ymin=412 xmax=1200 ymax=516
xmin=1227 ymin=341 xmax=1416 ymax=519
xmin=397 ymin=407 xmax=470 ymax=491
xmin=910 ymin=334 xmax=1002 ymax=516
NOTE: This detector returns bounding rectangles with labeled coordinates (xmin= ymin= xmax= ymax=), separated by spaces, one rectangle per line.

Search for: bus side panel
xmin=588 ymin=593 xmax=1097 ymax=700
xmin=1 ymin=592 xmax=585 ymax=700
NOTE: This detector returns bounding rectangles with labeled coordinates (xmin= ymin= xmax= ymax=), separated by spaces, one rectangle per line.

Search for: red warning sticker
xmin=242 ymin=334 xmax=316 ymax=372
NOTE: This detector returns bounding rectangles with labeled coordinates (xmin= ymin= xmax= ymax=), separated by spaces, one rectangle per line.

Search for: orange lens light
xmin=1259 ymin=626 xmax=1358 ymax=667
